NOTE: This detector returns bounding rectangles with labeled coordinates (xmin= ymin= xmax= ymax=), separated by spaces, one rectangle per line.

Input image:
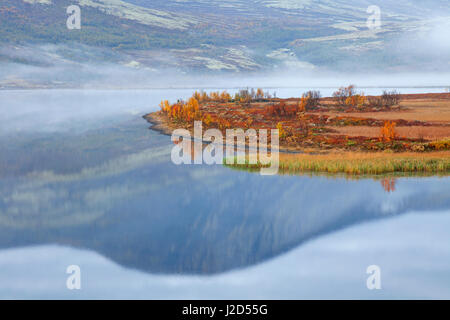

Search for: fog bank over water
xmin=1 ymin=60 xmax=450 ymax=91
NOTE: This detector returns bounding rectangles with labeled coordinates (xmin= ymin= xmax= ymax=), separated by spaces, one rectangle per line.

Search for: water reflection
xmin=0 ymin=125 xmax=449 ymax=274
xmin=381 ymin=178 xmax=397 ymax=193
xmin=0 ymin=89 xmax=449 ymax=284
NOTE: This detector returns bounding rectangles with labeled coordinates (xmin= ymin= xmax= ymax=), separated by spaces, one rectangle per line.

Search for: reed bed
xmin=225 ymin=151 xmax=450 ymax=175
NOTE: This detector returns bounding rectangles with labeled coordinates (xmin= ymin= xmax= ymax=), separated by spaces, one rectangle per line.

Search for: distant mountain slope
xmin=1 ymin=0 xmax=449 ymax=84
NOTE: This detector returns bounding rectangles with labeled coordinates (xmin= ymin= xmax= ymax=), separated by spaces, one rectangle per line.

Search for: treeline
xmin=333 ymin=85 xmax=400 ymax=108
xmin=158 ymin=89 xmax=276 ymax=128
xmin=159 ymin=86 xmax=402 ymax=127
xmin=265 ymin=90 xmax=321 ymax=117
xmin=159 ymin=94 xmax=233 ymax=129
xmin=370 ymin=90 xmax=401 ymax=108
xmin=192 ymin=88 xmax=275 ymax=104
xmin=159 ymin=97 xmax=202 ymax=122
xmin=332 ymin=85 xmax=366 ymax=107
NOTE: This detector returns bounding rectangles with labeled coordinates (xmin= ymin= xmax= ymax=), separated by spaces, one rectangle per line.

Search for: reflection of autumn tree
xmin=380 ymin=178 xmax=396 ymax=193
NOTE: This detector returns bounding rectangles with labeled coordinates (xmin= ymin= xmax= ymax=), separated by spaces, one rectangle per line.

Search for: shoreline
xmin=143 ymin=112 xmax=328 ymax=154
xmin=144 ymin=111 xmax=450 ymax=176
xmin=143 ymin=89 xmax=450 ymax=175
xmin=225 ymin=151 xmax=450 ymax=176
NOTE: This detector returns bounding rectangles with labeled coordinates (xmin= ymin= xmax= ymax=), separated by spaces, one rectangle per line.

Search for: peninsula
xmin=144 ymin=87 xmax=450 ymax=175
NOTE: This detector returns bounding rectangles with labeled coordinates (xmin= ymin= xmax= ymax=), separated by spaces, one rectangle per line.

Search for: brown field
xmin=331 ymin=126 xmax=450 ymax=140
xmin=279 ymin=150 xmax=450 ymax=162
xmin=323 ymin=94 xmax=450 ymax=142
xmin=322 ymin=99 xmax=450 ymax=124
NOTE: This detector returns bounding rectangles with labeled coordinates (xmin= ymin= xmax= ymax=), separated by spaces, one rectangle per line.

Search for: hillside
xmin=1 ymin=0 xmax=450 ymax=87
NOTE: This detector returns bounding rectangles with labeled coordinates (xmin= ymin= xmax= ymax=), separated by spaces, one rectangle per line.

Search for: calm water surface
xmin=0 ymin=89 xmax=449 ymax=299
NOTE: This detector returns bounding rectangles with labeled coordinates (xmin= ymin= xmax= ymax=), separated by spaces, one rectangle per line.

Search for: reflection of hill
xmin=0 ymin=143 xmax=449 ymax=274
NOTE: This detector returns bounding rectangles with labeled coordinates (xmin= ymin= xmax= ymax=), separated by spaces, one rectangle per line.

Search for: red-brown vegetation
xmin=149 ymin=89 xmax=450 ymax=153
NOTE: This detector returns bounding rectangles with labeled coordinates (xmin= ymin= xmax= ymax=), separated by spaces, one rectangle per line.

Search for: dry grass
xmin=330 ymin=126 xmax=450 ymax=140
xmin=226 ymin=151 xmax=450 ymax=175
xmin=278 ymin=151 xmax=450 ymax=175
xmin=280 ymin=151 xmax=450 ymax=161
xmin=319 ymin=96 xmax=450 ymax=143
xmin=321 ymin=98 xmax=450 ymax=124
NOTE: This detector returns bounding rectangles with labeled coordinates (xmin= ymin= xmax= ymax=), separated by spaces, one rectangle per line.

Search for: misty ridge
xmin=1 ymin=0 xmax=450 ymax=89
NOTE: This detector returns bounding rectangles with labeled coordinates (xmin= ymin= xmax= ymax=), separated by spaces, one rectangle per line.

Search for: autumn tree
xmin=245 ymin=117 xmax=253 ymax=129
xmin=299 ymin=90 xmax=321 ymax=111
xmin=256 ymin=88 xmax=264 ymax=99
xmin=170 ymin=104 xmax=182 ymax=120
xmin=201 ymin=91 xmax=209 ymax=102
xmin=345 ymin=94 xmax=366 ymax=108
xmin=277 ymin=122 xmax=287 ymax=140
xmin=238 ymin=89 xmax=252 ymax=103
xmin=159 ymin=100 xmax=171 ymax=113
xmin=180 ymin=97 xmax=201 ymax=121
xmin=333 ymin=85 xmax=356 ymax=105
xmin=381 ymin=90 xmax=401 ymax=108
xmin=380 ymin=121 xmax=397 ymax=142
xmin=210 ymin=91 xmax=220 ymax=101
xmin=187 ymin=97 xmax=199 ymax=112
xmin=367 ymin=96 xmax=383 ymax=108
xmin=297 ymin=100 xmax=305 ymax=113
xmin=160 ymin=95 xmax=202 ymax=123
xmin=192 ymin=91 xmax=202 ymax=102
xmin=220 ymin=91 xmax=231 ymax=102
xmin=203 ymin=114 xmax=212 ymax=126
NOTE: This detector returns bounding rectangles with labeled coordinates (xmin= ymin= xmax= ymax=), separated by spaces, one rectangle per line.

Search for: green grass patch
xmin=224 ymin=155 xmax=450 ymax=176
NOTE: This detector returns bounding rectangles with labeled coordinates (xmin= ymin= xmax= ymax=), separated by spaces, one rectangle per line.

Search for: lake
xmin=0 ymin=89 xmax=449 ymax=299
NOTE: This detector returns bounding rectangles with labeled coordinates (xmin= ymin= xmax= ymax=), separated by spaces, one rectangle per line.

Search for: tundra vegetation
xmin=146 ymin=85 xmax=450 ymax=175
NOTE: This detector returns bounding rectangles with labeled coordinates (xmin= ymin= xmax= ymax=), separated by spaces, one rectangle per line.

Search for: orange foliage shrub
xmin=277 ymin=122 xmax=286 ymax=140
xmin=203 ymin=114 xmax=212 ymax=126
xmin=160 ymin=97 xmax=202 ymax=122
xmin=245 ymin=117 xmax=254 ymax=129
xmin=266 ymin=102 xmax=297 ymax=117
xmin=201 ymin=91 xmax=209 ymax=102
xmin=299 ymin=96 xmax=307 ymax=112
xmin=217 ymin=118 xmax=231 ymax=130
xmin=220 ymin=91 xmax=232 ymax=102
xmin=256 ymin=88 xmax=265 ymax=99
xmin=427 ymin=139 xmax=450 ymax=150
xmin=192 ymin=91 xmax=202 ymax=102
xmin=159 ymin=100 xmax=171 ymax=113
xmin=193 ymin=90 xmax=232 ymax=103
xmin=380 ymin=121 xmax=397 ymax=142
xmin=210 ymin=91 xmax=220 ymax=101
xmin=300 ymin=91 xmax=321 ymax=110
xmin=345 ymin=94 xmax=366 ymax=108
